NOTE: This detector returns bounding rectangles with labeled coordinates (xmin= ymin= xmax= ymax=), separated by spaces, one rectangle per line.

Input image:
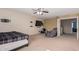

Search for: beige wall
xmin=43 ymin=17 xmax=57 ymax=31
xmin=0 ymin=9 xmax=39 ymax=35
xmin=43 ymin=13 xmax=78 ymax=39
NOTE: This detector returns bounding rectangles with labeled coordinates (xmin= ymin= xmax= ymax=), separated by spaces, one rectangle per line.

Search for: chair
xmin=45 ymin=28 xmax=57 ymax=37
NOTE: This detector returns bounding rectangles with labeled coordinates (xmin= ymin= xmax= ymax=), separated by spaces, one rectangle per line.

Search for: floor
xmin=18 ymin=34 xmax=79 ymax=51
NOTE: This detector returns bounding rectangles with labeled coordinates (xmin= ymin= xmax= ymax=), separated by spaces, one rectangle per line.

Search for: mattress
xmin=0 ymin=39 xmax=28 ymax=51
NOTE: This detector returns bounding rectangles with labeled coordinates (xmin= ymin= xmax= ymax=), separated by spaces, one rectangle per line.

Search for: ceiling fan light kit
xmin=37 ymin=12 xmax=43 ymax=15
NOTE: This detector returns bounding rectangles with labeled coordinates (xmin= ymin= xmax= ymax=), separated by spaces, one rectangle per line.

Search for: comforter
xmin=0 ymin=31 xmax=29 ymax=45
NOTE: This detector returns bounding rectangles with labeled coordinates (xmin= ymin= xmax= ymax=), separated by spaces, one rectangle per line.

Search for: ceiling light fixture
xmin=37 ymin=11 xmax=43 ymax=15
xmin=33 ymin=8 xmax=48 ymax=15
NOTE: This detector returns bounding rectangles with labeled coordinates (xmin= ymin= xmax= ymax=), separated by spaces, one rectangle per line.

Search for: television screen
xmin=35 ymin=20 xmax=43 ymax=26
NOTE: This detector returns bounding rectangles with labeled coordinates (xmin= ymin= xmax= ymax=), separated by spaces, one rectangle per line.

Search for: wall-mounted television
xmin=35 ymin=20 xmax=43 ymax=26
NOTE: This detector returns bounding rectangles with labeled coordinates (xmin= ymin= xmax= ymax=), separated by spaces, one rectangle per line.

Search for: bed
xmin=0 ymin=31 xmax=29 ymax=51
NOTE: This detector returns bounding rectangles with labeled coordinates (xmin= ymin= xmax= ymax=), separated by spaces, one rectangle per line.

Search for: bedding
xmin=0 ymin=31 xmax=29 ymax=45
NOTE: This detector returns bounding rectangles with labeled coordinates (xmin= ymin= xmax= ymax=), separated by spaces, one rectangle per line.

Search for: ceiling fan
xmin=32 ymin=8 xmax=49 ymax=15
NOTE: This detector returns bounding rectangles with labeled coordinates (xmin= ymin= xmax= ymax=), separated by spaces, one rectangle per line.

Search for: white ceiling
xmin=11 ymin=8 xmax=79 ymax=19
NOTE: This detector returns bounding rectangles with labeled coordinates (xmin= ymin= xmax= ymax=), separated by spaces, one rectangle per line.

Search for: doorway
xmin=57 ymin=17 xmax=78 ymax=40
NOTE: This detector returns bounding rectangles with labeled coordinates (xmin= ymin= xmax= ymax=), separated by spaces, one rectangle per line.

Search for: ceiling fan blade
xmin=32 ymin=9 xmax=37 ymax=11
xmin=33 ymin=12 xmax=37 ymax=14
xmin=37 ymin=8 xmax=41 ymax=10
xmin=42 ymin=11 xmax=48 ymax=13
